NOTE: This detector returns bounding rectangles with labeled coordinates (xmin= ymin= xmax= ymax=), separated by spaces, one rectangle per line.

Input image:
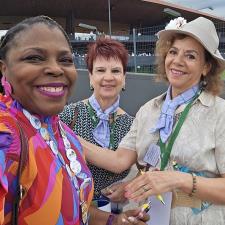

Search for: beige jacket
xmin=119 ymin=91 xmax=225 ymax=225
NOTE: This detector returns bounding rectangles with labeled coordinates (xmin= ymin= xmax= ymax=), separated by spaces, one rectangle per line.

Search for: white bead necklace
xmin=22 ymin=109 xmax=91 ymax=191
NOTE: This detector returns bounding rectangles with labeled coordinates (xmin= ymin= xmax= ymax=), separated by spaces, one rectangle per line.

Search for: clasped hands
xmin=101 ymin=182 xmax=149 ymax=224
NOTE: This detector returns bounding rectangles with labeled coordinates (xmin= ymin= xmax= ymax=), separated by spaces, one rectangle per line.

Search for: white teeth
xmin=171 ymin=69 xmax=184 ymax=75
xmin=39 ymin=86 xmax=63 ymax=93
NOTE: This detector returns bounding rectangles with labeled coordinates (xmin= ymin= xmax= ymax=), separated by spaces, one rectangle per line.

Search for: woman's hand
xmin=89 ymin=206 xmax=149 ymax=225
xmin=113 ymin=209 xmax=150 ymax=225
xmin=124 ymin=170 xmax=186 ymax=202
xmin=101 ymin=182 xmax=128 ymax=203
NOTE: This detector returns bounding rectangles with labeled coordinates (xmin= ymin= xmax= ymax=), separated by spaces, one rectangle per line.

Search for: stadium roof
xmin=0 ymin=0 xmax=224 ymax=33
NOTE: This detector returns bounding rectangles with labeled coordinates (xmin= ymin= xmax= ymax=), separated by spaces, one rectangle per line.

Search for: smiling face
xmin=90 ymin=56 xmax=125 ymax=108
xmin=165 ymin=36 xmax=211 ymax=98
xmin=0 ymin=23 xmax=77 ymax=116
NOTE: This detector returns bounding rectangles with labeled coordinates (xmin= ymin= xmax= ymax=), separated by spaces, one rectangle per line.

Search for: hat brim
xmin=157 ymin=29 xmax=225 ymax=68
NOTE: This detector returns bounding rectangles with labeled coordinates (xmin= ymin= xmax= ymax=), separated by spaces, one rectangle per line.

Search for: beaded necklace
xmin=22 ymin=109 xmax=90 ymax=224
xmin=87 ymin=101 xmax=116 ymax=149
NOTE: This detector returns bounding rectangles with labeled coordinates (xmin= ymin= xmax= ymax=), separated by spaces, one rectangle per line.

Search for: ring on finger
xmin=142 ymin=186 xmax=149 ymax=192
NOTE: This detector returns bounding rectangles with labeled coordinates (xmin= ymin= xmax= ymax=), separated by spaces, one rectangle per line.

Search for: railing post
xmin=108 ymin=0 xmax=112 ymax=38
xmin=133 ymin=28 xmax=137 ymax=73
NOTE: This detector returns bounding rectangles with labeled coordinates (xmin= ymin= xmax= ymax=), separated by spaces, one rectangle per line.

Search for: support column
xmin=66 ymin=11 xmax=75 ymax=39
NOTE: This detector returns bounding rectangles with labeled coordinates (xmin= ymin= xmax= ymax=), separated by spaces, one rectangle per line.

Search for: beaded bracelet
xmin=106 ymin=214 xmax=115 ymax=225
xmin=189 ymin=173 xmax=197 ymax=197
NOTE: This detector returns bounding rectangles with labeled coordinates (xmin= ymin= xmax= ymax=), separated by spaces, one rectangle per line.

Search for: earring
xmin=1 ymin=76 xmax=12 ymax=96
xmin=122 ymin=85 xmax=126 ymax=91
xmin=90 ymin=84 xmax=94 ymax=91
xmin=201 ymin=76 xmax=207 ymax=89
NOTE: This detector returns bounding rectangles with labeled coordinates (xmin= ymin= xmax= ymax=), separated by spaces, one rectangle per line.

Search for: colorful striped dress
xmin=0 ymin=94 xmax=93 ymax=225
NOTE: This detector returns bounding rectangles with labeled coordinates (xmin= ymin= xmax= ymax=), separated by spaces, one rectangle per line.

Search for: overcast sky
xmin=166 ymin=0 xmax=225 ymax=18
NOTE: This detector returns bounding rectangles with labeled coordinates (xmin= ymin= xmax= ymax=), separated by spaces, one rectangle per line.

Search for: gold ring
xmin=142 ymin=186 xmax=149 ymax=192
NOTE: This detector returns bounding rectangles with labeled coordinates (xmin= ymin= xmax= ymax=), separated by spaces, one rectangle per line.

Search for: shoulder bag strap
xmin=69 ymin=106 xmax=79 ymax=130
xmin=12 ymin=121 xmax=28 ymax=225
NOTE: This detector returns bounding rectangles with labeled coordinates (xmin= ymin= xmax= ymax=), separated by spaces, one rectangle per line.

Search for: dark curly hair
xmin=0 ymin=15 xmax=73 ymax=93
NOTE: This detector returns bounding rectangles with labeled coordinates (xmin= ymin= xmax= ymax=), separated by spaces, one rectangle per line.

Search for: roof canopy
xmin=0 ymin=0 xmax=224 ymax=32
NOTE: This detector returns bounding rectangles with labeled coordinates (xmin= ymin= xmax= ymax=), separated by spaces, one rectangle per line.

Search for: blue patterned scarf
xmin=89 ymin=94 xmax=120 ymax=147
xmin=151 ymin=85 xmax=199 ymax=143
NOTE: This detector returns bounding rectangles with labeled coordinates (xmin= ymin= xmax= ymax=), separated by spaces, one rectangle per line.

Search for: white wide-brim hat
xmin=157 ymin=17 xmax=225 ymax=68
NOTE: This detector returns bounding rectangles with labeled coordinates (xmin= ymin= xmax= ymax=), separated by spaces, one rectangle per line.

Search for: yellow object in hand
xmin=157 ymin=194 xmax=165 ymax=205
xmin=141 ymin=202 xmax=151 ymax=213
xmin=140 ymin=169 xmax=165 ymax=205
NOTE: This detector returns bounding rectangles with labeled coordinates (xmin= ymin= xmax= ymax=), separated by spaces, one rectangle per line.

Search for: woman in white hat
xmin=80 ymin=17 xmax=225 ymax=224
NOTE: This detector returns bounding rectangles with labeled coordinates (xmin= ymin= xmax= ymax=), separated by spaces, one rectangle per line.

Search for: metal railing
xmin=71 ymin=22 xmax=225 ymax=75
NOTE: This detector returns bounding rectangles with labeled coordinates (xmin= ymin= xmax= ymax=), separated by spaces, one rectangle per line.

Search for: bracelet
xmin=189 ymin=173 xmax=197 ymax=197
xmin=106 ymin=214 xmax=115 ymax=225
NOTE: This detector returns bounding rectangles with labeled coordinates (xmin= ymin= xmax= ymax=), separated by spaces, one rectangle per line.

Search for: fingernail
xmin=128 ymin=216 xmax=137 ymax=223
xmin=122 ymin=218 xmax=129 ymax=223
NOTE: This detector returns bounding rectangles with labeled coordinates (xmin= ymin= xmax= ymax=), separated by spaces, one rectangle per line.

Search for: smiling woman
xmin=0 ymin=19 xmax=77 ymax=116
xmin=164 ymin=36 xmax=211 ymax=98
xmin=0 ymin=16 xmax=149 ymax=225
xmin=79 ymin=17 xmax=225 ymax=225
xmin=59 ymin=38 xmax=134 ymax=202
xmin=0 ymin=15 xmax=94 ymax=225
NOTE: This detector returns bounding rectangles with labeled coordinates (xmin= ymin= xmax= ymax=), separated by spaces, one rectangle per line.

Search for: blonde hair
xmin=155 ymin=33 xmax=224 ymax=95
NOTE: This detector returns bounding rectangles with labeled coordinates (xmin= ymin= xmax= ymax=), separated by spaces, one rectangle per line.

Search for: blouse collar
xmin=154 ymin=90 xmax=214 ymax=108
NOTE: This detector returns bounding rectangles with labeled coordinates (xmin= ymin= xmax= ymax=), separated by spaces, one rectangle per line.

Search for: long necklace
xmin=87 ymin=101 xmax=116 ymax=149
xmin=22 ymin=109 xmax=90 ymax=224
